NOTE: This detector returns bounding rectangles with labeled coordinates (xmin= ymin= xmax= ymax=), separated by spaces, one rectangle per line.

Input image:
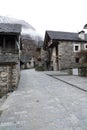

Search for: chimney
xmin=84 ymin=24 xmax=87 ymax=29
xmin=78 ymin=30 xmax=85 ymax=40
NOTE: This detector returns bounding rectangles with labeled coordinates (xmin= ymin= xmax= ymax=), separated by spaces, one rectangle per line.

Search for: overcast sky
xmin=0 ymin=0 xmax=87 ymax=37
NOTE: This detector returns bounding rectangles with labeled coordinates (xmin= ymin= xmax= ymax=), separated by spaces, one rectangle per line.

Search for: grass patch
xmin=35 ymin=65 xmax=44 ymax=71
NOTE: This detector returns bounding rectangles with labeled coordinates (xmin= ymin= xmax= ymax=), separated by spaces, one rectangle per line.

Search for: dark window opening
xmin=85 ymin=45 xmax=87 ymax=48
xmin=75 ymin=58 xmax=79 ymax=63
xmin=29 ymin=61 xmax=31 ymax=64
xmin=5 ymin=36 xmax=15 ymax=49
xmin=0 ymin=36 xmax=3 ymax=48
xmin=75 ymin=46 xmax=79 ymax=51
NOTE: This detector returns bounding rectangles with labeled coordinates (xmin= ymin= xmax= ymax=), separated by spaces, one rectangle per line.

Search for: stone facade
xmin=58 ymin=41 xmax=87 ymax=70
xmin=51 ymin=47 xmax=58 ymax=71
xmin=0 ymin=23 xmax=21 ymax=97
xmin=20 ymin=35 xmax=38 ymax=69
xmin=44 ymin=30 xmax=87 ymax=71
xmin=50 ymin=41 xmax=87 ymax=70
xmin=0 ymin=63 xmax=20 ymax=97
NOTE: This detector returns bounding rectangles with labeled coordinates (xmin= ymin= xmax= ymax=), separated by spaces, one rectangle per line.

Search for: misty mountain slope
xmin=0 ymin=16 xmax=35 ymax=31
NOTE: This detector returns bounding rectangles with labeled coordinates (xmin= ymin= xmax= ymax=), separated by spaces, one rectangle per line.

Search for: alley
xmin=0 ymin=69 xmax=87 ymax=130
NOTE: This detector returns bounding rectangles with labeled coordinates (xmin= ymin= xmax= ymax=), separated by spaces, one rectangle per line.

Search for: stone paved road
xmin=54 ymin=75 xmax=87 ymax=91
xmin=44 ymin=71 xmax=87 ymax=91
xmin=0 ymin=69 xmax=87 ymax=130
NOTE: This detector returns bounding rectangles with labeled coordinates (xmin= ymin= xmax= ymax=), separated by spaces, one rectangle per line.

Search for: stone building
xmin=0 ymin=23 xmax=21 ymax=97
xmin=43 ymin=30 xmax=87 ymax=71
xmin=20 ymin=35 xmax=38 ymax=69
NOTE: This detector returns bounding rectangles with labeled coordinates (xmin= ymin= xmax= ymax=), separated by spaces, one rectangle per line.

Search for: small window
xmin=73 ymin=44 xmax=80 ymax=52
xmin=75 ymin=46 xmax=79 ymax=51
xmin=84 ymin=44 xmax=87 ymax=50
xmin=5 ymin=36 xmax=15 ymax=49
xmin=0 ymin=36 xmax=3 ymax=48
xmin=75 ymin=58 xmax=79 ymax=63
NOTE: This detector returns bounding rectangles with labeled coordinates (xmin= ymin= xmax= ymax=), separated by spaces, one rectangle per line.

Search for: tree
xmin=76 ymin=50 xmax=87 ymax=76
xmin=76 ymin=50 xmax=87 ymax=66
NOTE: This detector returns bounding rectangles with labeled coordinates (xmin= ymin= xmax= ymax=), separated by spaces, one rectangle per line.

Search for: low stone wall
xmin=62 ymin=67 xmax=87 ymax=76
xmin=78 ymin=67 xmax=87 ymax=76
xmin=0 ymin=63 xmax=20 ymax=97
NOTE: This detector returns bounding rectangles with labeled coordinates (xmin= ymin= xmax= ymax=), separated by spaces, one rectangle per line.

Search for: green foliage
xmin=35 ymin=65 xmax=44 ymax=71
xmin=78 ymin=67 xmax=87 ymax=76
xmin=76 ymin=50 xmax=87 ymax=76
xmin=76 ymin=50 xmax=87 ymax=65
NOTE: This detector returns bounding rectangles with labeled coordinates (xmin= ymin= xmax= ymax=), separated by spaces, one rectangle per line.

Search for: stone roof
xmin=45 ymin=30 xmax=87 ymax=42
xmin=0 ymin=23 xmax=21 ymax=34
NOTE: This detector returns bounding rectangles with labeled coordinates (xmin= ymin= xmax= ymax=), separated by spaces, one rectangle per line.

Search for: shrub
xmin=76 ymin=50 xmax=87 ymax=65
xmin=35 ymin=65 xmax=44 ymax=71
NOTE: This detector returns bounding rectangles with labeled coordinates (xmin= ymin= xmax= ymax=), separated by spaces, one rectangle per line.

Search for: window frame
xmin=73 ymin=44 xmax=80 ymax=52
xmin=84 ymin=44 xmax=87 ymax=50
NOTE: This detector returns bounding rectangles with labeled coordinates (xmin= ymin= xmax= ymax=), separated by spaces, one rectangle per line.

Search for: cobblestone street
xmin=0 ymin=69 xmax=87 ymax=130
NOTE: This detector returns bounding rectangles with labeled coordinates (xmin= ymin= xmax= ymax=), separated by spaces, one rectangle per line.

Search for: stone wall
xmin=11 ymin=63 xmax=20 ymax=89
xmin=51 ymin=47 xmax=58 ymax=71
xmin=58 ymin=41 xmax=87 ymax=70
xmin=0 ymin=63 xmax=20 ymax=97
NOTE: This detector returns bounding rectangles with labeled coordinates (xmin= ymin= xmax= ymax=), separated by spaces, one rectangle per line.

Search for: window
xmin=0 ymin=36 xmax=3 ymax=48
xmin=75 ymin=46 xmax=79 ymax=51
xmin=5 ymin=36 xmax=15 ymax=49
xmin=0 ymin=35 xmax=16 ymax=49
xmin=73 ymin=44 xmax=80 ymax=52
xmin=84 ymin=44 xmax=87 ymax=50
xmin=75 ymin=58 xmax=79 ymax=63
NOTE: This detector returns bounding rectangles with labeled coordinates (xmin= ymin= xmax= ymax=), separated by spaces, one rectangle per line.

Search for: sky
xmin=0 ymin=0 xmax=87 ymax=38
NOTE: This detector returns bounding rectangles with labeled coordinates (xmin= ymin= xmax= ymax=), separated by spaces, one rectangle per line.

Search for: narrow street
xmin=0 ymin=69 xmax=87 ymax=130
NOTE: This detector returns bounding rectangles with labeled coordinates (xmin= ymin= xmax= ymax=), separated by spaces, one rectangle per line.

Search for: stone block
xmin=0 ymin=68 xmax=3 ymax=72
xmin=0 ymin=83 xmax=7 ymax=87
xmin=1 ymin=73 xmax=7 ymax=78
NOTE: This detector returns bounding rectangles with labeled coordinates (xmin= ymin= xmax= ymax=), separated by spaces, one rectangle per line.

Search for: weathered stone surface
xmin=0 ymin=64 xmax=20 ymax=97
xmin=0 ymin=23 xmax=21 ymax=97
xmin=1 ymin=72 xmax=7 ymax=78
xmin=58 ymin=41 xmax=79 ymax=69
xmin=0 ymin=54 xmax=19 ymax=63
